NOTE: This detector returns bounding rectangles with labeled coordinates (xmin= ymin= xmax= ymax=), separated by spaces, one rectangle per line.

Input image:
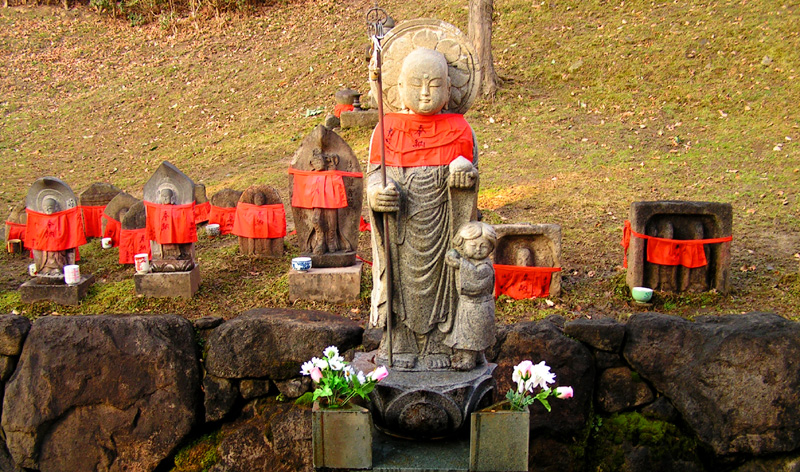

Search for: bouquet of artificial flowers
xmin=299 ymin=346 xmax=388 ymax=408
xmin=506 ymin=360 xmax=573 ymax=411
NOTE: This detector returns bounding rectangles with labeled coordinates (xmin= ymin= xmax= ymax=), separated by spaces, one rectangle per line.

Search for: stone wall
xmin=0 ymin=310 xmax=797 ymax=471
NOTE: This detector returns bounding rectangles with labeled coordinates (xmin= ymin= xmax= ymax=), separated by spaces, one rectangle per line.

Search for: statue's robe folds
xmin=368 ymin=113 xmax=479 ymax=362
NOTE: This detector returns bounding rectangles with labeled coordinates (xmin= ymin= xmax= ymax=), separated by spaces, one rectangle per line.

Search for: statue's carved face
xmin=158 ymin=189 xmax=176 ymax=205
xmin=463 ymin=237 xmax=492 ymax=261
xmin=397 ymin=49 xmax=450 ymax=116
xmin=42 ymin=197 xmax=59 ymax=215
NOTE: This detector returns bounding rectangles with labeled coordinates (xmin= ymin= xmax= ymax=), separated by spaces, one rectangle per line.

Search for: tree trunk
xmin=468 ymin=0 xmax=500 ymax=98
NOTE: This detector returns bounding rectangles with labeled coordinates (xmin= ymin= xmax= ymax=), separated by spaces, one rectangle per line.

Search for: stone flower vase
xmin=469 ymin=402 xmax=530 ymax=472
xmin=312 ymin=401 xmax=372 ymax=469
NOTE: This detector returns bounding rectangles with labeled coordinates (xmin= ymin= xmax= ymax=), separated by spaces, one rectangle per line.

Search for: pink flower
xmin=369 ymin=366 xmax=389 ymax=382
xmin=556 ymin=386 xmax=573 ymax=399
xmin=310 ymin=367 xmax=323 ymax=383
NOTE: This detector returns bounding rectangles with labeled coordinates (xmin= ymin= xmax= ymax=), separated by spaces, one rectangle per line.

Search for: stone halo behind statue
xmin=369 ymin=18 xmax=481 ymax=115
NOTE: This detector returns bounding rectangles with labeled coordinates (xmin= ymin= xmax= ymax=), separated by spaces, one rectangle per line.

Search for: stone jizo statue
xmin=444 ymin=221 xmax=497 ymax=371
xmin=368 ymin=45 xmax=480 ymax=371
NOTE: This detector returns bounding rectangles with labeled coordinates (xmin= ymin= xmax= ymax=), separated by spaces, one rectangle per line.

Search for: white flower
xmin=311 ymin=357 xmax=327 ymax=369
xmin=356 ymin=371 xmax=367 ymax=384
xmin=327 ymin=357 xmax=345 ymax=371
xmin=343 ymin=365 xmax=356 ymax=380
xmin=300 ymin=360 xmax=315 ymax=375
xmin=323 ymin=346 xmax=339 ymax=359
xmin=527 ymin=361 xmax=556 ymax=391
xmin=512 ymin=360 xmax=533 ymax=393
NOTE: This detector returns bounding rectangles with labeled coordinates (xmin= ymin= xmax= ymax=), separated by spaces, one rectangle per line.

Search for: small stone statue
xmin=289 ymin=124 xmax=363 ymax=268
xmin=444 ymin=222 xmax=497 ymax=371
xmin=143 ymin=161 xmax=197 ymax=273
xmin=150 ymin=188 xmax=194 ymax=272
xmin=26 ymin=177 xmax=81 ymax=279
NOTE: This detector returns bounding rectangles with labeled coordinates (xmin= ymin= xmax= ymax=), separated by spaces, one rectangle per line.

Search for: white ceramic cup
xmin=28 ymin=263 xmax=37 ymax=277
xmin=101 ymin=237 xmax=113 ymax=249
xmin=206 ymin=223 xmax=221 ymax=237
xmin=134 ymin=253 xmax=150 ymax=273
xmin=64 ymin=264 xmax=80 ymax=285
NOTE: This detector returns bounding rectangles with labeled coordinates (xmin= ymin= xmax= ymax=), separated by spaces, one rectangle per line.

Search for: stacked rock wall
xmin=0 ymin=311 xmax=797 ymax=471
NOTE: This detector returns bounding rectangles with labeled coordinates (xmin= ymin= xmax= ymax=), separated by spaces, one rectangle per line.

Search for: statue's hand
xmin=448 ymin=168 xmax=477 ymax=189
xmin=370 ymin=181 xmax=400 ymax=213
xmin=445 ymin=249 xmax=461 ymax=267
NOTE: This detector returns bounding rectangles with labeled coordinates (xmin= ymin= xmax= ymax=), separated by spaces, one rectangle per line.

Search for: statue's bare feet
xmin=376 ymin=353 xmax=416 ymax=370
xmin=450 ymin=350 xmax=477 ymax=371
xmin=423 ymin=354 xmax=451 ymax=370
xmin=313 ymin=242 xmax=326 ymax=255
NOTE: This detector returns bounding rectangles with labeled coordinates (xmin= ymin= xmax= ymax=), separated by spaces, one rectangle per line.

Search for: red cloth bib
xmin=5 ymin=221 xmax=26 ymax=244
xmin=231 ymin=203 xmax=287 ymax=239
xmin=25 ymin=207 xmax=87 ymax=251
xmin=334 ymin=104 xmax=355 ymax=118
xmin=119 ymin=228 xmax=151 ymax=264
xmin=359 ymin=216 xmax=372 ymax=232
xmin=80 ymin=205 xmax=106 ymax=238
xmin=622 ymin=220 xmax=732 ymax=268
xmin=370 ymin=113 xmax=474 ymax=167
xmin=494 ymin=265 xmax=561 ymax=300
xmin=102 ymin=215 xmax=122 ymax=247
xmin=288 ymin=168 xmax=362 ymax=209
xmin=209 ymin=205 xmax=237 ymax=235
xmin=194 ymin=201 xmax=211 ymax=224
xmin=144 ymin=202 xmax=197 ymax=244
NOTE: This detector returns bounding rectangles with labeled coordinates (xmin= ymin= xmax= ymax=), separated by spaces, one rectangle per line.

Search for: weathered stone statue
xmin=444 ymin=222 xmax=497 ymax=371
xmin=78 ymin=183 xmax=121 ymax=239
xmin=289 ymin=125 xmax=363 ymax=268
xmin=143 ymin=162 xmax=196 ymax=273
xmin=357 ymin=19 xmax=494 ymax=439
xmin=367 ymin=31 xmax=481 ymax=371
xmin=102 ymin=192 xmax=139 ymax=247
xmin=234 ymin=184 xmax=285 ymax=257
xmin=26 ymin=178 xmax=82 ymax=279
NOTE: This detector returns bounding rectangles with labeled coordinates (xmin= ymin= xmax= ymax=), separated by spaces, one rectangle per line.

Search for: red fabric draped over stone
xmin=144 ymin=202 xmax=197 ymax=244
xmin=25 ymin=207 xmax=87 ymax=251
xmin=494 ymin=264 xmax=561 ymax=300
xmin=359 ymin=216 xmax=371 ymax=232
xmin=334 ymin=104 xmax=354 ymax=118
xmin=231 ymin=203 xmax=286 ymax=239
xmin=119 ymin=228 xmax=150 ymax=264
xmin=5 ymin=221 xmax=26 ymax=244
xmin=80 ymin=205 xmax=106 ymax=238
xmin=209 ymin=205 xmax=237 ymax=235
xmin=622 ymin=220 xmax=732 ymax=269
xmin=288 ymin=168 xmax=362 ymax=209
xmin=370 ymin=113 xmax=474 ymax=168
xmin=194 ymin=201 xmax=211 ymax=224
xmin=102 ymin=215 xmax=122 ymax=247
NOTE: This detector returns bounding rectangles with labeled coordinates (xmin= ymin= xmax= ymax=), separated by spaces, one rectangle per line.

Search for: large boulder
xmin=624 ymin=312 xmax=800 ymax=457
xmin=2 ymin=315 xmax=200 ymax=472
xmin=205 ymin=308 xmax=363 ymax=380
xmin=494 ymin=320 xmax=594 ymax=436
xmin=0 ymin=315 xmax=31 ymax=356
xmin=209 ymin=399 xmax=312 ymax=472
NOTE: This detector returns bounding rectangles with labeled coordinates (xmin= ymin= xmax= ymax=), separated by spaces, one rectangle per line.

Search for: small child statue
xmin=444 ymin=221 xmax=498 ymax=371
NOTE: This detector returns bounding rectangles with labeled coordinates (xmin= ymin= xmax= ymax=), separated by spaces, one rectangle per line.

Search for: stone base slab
xmin=288 ymin=262 xmax=362 ymax=304
xmin=134 ymin=266 xmax=201 ymax=298
xmin=340 ymin=109 xmax=379 ymax=129
xmin=19 ymin=275 xmax=95 ymax=306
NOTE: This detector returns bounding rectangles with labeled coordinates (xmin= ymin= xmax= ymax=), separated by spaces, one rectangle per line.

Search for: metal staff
xmin=367 ymin=6 xmax=392 ymax=367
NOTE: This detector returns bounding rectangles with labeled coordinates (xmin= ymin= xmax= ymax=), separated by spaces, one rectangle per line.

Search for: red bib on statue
xmin=119 ymin=228 xmax=151 ymax=264
xmin=288 ymin=168 xmax=362 ymax=209
xmin=81 ymin=205 xmax=106 ymax=238
xmin=5 ymin=221 xmax=26 ymax=244
xmin=144 ymin=202 xmax=197 ymax=244
xmin=494 ymin=265 xmax=561 ymax=300
xmin=194 ymin=201 xmax=210 ymax=224
xmin=25 ymin=207 xmax=87 ymax=251
xmin=209 ymin=205 xmax=237 ymax=235
xmin=102 ymin=215 xmax=122 ymax=247
xmin=232 ymin=203 xmax=287 ymax=239
xmin=370 ymin=113 xmax=474 ymax=167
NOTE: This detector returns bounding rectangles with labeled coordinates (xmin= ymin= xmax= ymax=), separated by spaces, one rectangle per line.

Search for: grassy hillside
xmin=0 ymin=0 xmax=798 ymax=322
